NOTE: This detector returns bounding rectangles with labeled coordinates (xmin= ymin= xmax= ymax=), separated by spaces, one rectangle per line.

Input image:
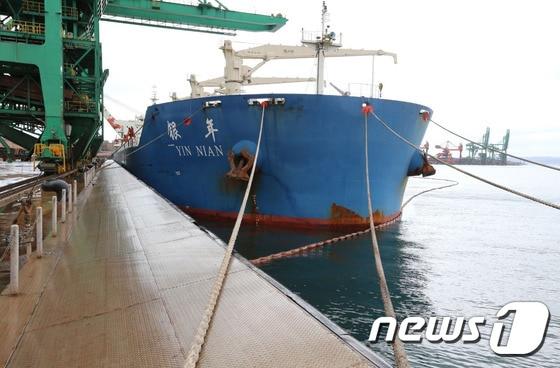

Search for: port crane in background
xmin=103 ymin=95 xmax=146 ymax=147
xmin=103 ymin=107 xmax=130 ymax=147
xmin=466 ymin=127 xmax=511 ymax=164
xmin=434 ymin=141 xmax=463 ymax=163
xmin=489 ymin=129 xmax=510 ymax=164
xmin=466 ymin=127 xmax=491 ymax=163
xmin=425 ymin=127 xmax=511 ymax=165
xmin=0 ymin=0 xmax=286 ymax=173
xmin=103 ymin=108 xmax=122 ymax=133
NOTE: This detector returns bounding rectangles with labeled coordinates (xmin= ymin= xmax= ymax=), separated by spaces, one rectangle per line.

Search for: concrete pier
xmin=0 ymin=162 xmax=388 ymax=367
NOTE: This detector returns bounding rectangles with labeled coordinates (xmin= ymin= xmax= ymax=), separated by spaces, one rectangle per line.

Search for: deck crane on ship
xmin=189 ymin=40 xmax=398 ymax=98
xmin=188 ymin=2 xmax=398 ymax=98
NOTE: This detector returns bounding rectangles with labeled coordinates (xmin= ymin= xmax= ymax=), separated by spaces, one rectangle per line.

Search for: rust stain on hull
xmin=182 ymin=203 xmax=401 ymax=231
xmin=330 ymin=203 xmax=399 ymax=228
xmin=330 ymin=203 xmax=363 ymax=222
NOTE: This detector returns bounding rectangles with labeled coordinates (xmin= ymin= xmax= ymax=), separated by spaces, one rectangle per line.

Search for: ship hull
xmin=115 ymin=94 xmax=432 ymax=229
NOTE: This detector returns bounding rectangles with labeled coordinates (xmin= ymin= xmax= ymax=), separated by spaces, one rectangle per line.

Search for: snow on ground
xmin=0 ymin=161 xmax=41 ymax=187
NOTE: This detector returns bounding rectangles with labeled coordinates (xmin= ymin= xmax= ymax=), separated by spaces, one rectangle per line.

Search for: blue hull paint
xmin=115 ymin=94 xmax=431 ymax=227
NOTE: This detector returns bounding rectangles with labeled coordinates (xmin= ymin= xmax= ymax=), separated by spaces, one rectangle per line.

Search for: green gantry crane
xmin=466 ymin=127 xmax=490 ymax=163
xmin=0 ymin=0 xmax=286 ymax=173
xmin=465 ymin=127 xmax=511 ymax=165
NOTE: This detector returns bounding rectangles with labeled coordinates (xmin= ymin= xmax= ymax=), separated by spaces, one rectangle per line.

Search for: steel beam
xmin=0 ymin=124 xmax=37 ymax=150
xmin=103 ymin=0 xmax=286 ymax=32
xmin=0 ymin=4 xmax=66 ymax=146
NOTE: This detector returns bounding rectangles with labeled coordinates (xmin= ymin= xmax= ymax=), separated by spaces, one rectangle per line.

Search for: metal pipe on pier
xmin=61 ymin=189 xmax=67 ymax=223
xmin=51 ymin=196 xmax=57 ymax=237
xmin=73 ymin=180 xmax=77 ymax=204
xmin=36 ymin=207 xmax=43 ymax=257
xmin=68 ymin=186 xmax=73 ymax=213
xmin=9 ymin=225 xmax=19 ymax=295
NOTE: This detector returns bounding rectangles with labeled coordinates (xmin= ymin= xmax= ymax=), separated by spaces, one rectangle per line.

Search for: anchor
xmin=226 ymin=150 xmax=255 ymax=181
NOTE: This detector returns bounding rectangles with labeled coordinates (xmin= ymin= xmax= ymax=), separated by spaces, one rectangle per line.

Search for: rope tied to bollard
xmin=184 ymin=101 xmax=268 ymax=368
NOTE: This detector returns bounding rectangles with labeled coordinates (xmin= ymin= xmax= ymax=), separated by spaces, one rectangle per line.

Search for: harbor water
xmin=199 ymin=164 xmax=560 ymax=368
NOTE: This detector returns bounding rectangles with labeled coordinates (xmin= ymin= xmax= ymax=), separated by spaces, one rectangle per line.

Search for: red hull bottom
xmin=180 ymin=207 xmax=402 ymax=231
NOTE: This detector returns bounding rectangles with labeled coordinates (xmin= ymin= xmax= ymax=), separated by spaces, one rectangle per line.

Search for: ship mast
xmin=317 ymin=2 xmax=327 ymax=94
xmin=302 ymin=1 xmax=341 ymax=94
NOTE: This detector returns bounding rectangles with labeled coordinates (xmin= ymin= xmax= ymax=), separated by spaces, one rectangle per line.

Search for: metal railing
xmin=10 ymin=20 xmax=45 ymax=35
xmin=21 ymin=0 xmax=44 ymax=13
xmin=64 ymin=100 xmax=96 ymax=113
xmin=62 ymin=6 xmax=79 ymax=18
xmin=22 ymin=1 xmax=78 ymax=18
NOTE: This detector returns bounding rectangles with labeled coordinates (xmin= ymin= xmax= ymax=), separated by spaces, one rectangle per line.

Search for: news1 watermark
xmin=369 ymin=302 xmax=550 ymax=356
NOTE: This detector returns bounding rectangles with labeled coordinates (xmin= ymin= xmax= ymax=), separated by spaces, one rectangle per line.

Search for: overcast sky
xmin=101 ymin=0 xmax=560 ymax=156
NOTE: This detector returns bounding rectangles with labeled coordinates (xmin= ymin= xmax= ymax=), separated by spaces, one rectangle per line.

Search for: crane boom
xmin=103 ymin=108 xmax=123 ymax=131
xmin=236 ymin=44 xmax=397 ymax=63
xmin=103 ymin=0 xmax=287 ymax=33
xmin=199 ymin=77 xmax=315 ymax=88
xmin=190 ymin=40 xmax=398 ymax=97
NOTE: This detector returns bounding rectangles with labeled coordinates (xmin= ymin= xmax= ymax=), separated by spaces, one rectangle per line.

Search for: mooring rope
xmin=429 ymin=119 xmax=560 ymax=172
xmin=250 ymin=176 xmax=458 ymax=266
xmin=111 ymin=124 xmax=146 ymax=156
xmin=250 ymin=229 xmax=369 ymax=266
xmin=122 ymin=130 xmax=168 ymax=158
xmin=371 ymin=112 xmax=560 ymax=211
xmin=112 ymin=107 xmax=205 ymax=158
xmin=401 ymin=177 xmax=459 ymax=209
xmin=184 ymin=102 xmax=268 ymax=368
xmin=363 ymin=105 xmax=410 ymax=368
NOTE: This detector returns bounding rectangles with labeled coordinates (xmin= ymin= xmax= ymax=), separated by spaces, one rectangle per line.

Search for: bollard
xmin=68 ymin=185 xmax=73 ymax=213
xmin=73 ymin=179 xmax=77 ymax=203
xmin=61 ymin=189 xmax=67 ymax=223
xmin=36 ymin=207 xmax=43 ymax=257
xmin=52 ymin=195 xmax=57 ymax=237
xmin=10 ymin=225 xmax=19 ymax=294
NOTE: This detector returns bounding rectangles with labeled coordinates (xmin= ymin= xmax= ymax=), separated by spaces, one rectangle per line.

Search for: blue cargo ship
xmin=114 ymin=6 xmax=434 ymax=228
xmin=114 ymin=93 xmax=432 ymax=228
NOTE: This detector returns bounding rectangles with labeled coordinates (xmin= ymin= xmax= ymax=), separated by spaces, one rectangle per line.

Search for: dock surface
xmin=0 ymin=163 xmax=387 ymax=367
